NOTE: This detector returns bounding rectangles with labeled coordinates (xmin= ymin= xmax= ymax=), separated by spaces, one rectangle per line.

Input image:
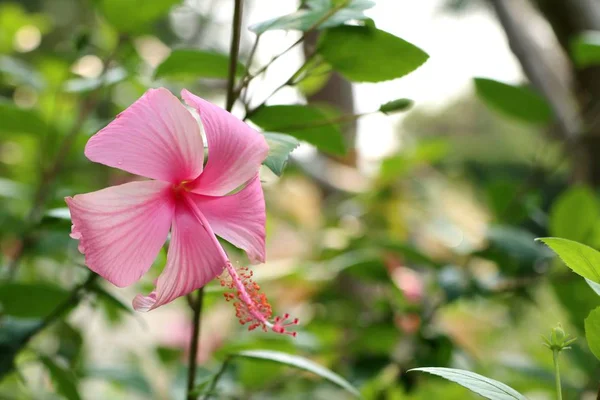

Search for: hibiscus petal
xmin=65 ymin=180 xmax=174 ymax=287
xmin=133 ymin=198 xmax=228 ymax=311
xmin=181 ymin=89 xmax=268 ymax=196
xmin=190 ymin=175 xmax=266 ymax=263
xmin=85 ymin=88 xmax=204 ymax=183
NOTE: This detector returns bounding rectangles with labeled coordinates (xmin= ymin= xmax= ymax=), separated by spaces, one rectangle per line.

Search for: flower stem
xmin=186 ymin=288 xmax=205 ymax=400
xmin=553 ymin=349 xmax=563 ymax=400
xmin=225 ymin=0 xmax=244 ymax=112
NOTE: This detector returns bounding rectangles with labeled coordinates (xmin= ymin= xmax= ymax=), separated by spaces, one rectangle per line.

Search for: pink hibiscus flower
xmin=66 ymin=88 xmax=297 ymax=335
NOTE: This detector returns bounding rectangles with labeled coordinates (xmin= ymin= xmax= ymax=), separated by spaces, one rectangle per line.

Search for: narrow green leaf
xmin=585 ymin=306 xmax=600 ymax=361
xmin=537 ymin=237 xmax=600 ymax=283
xmin=249 ymin=0 xmax=375 ymax=34
xmin=0 ymin=283 xmax=69 ymax=318
xmin=318 ymin=26 xmax=429 ymax=82
xmin=473 ymin=78 xmax=552 ymax=124
xmin=39 ymin=355 xmax=82 ymax=400
xmin=98 ymin=0 xmax=179 ymax=34
xmin=0 ymin=101 xmax=46 ymax=135
xmin=586 ymin=278 xmax=600 ymax=296
xmin=46 ymin=207 xmax=71 ymax=220
xmin=262 ymin=132 xmax=300 ymax=176
xmin=250 ymin=105 xmax=345 ymax=155
xmin=233 ymin=350 xmax=361 ymax=397
xmin=154 ymin=50 xmax=245 ymax=80
xmin=549 ymin=186 xmax=599 ymax=242
xmin=571 ymin=31 xmax=600 ymax=68
xmin=90 ymin=282 xmax=134 ymax=315
xmin=410 ymin=368 xmax=527 ymax=400
xmin=379 ymin=98 xmax=413 ymax=114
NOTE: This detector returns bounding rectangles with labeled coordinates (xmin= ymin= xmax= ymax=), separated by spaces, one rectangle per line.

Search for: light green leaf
xmin=586 ymin=278 xmax=600 ymax=296
xmin=46 ymin=207 xmax=71 ymax=220
xmin=0 ymin=283 xmax=69 ymax=318
xmin=249 ymin=105 xmax=345 ymax=155
xmin=63 ymin=67 xmax=127 ymax=93
xmin=549 ymin=186 xmax=599 ymax=242
xmin=410 ymin=368 xmax=527 ymax=400
xmin=87 ymin=367 xmax=152 ymax=395
xmin=0 ymin=100 xmax=46 ymax=135
xmin=263 ymin=132 xmax=300 ymax=176
xmin=249 ymin=0 xmax=375 ymax=34
xmin=233 ymin=350 xmax=360 ymax=397
xmin=0 ymin=56 xmax=44 ymax=89
xmin=154 ymin=49 xmax=245 ymax=80
xmin=571 ymin=31 xmax=600 ymax=68
xmin=318 ymin=26 xmax=428 ymax=82
xmin=473 ymin=78 xmax=552 ymax=124
xmin=585 ymin=306 xmax=600 ymax=361
xmin=98 ymin=0 xmax=179 ymax=34
xmin=538 ymin=237 xmax=600 ymax=283
xmin=379 ymin=98 xmax=413 ymax=114
xmin=40 ymin=355 xmax=82 ymax=400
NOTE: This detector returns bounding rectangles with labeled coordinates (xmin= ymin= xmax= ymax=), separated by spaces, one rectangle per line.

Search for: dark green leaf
xmin=262 ymin=132 xmax=300 ymax=176
xmin=154 ymin=50 xmax=245 ymax=80
xmin=98 ymin=0 xmax=179 ymax=34
xmin=232 ymin=350 xmax=361 ymax=397
xmin=318 ymin=26 xmax=429 ymax=82
xmin=0 ymin=283 xmax=69 ymax=318
xmin=410 ymin=368 xmax=527 ymax=400
xmin=249 ymin=0 xmax=375 ymax=34
xmin=473 ymin=78 xmax=552 ymax=124
xmin=379 ymin=98 xmax=413 ymax=114
xmin=0 ymin=317 xmax=42 ymax=379
xmin=0 ymin=101 xmax=46 ymax=135
xmin=549 ymin=186 xmax=599 ymax=242
xmin=585 ymin=306 xmax=600 ymax=361
xmin=250 ymin=105 xmax=345 ymax=155
xmin=39 ymin=355 xmax=81 ymax=400
xmin=571 ymin=31 xmax=600 ymax=68
xmin=538 ymin=237 xmax=600 ymax=283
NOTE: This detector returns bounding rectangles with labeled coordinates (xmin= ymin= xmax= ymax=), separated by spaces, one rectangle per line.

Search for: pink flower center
xmin=172 ymin=180 xmax=192 ymax=198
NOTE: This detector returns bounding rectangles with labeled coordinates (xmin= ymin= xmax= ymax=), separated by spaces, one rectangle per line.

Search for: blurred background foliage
xmin=2 ymin=0 xmax=600 ymax=399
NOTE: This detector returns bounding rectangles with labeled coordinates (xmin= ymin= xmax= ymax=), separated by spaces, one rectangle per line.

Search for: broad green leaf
xmin=154 ymin=49 xmax=245 ymax=80
xmin=249 ymin=105 xmax=345 ymax=155
xmin=379 ymin=98 xmax=413 ymax=114
xmin=538 ymin=237 xmax=600 ymax=283
xmin=410 ymin=368 xmax=527 ymax=400
xmin=318 ymin=26 xmax=429 ymax=82
xmin=262 ymin=132 xmax=299 ymax=176
xmin=586 ymin=278 xmax=600 ymax=296
xmin=473 ymin=78 xmax=552 ymax=124
xmin=232 ymin=350 xmax=360 ymax=397
xmin=0 ymin=101 xmax=46 ymax=135
xmin=549 ymin=186 xmax=599 ymax=242
xmin=585 ymin=306 xmax=600 ymax=361
xmin=40 ymin=355 xmax=82 ymax=400
xmin=98 ymin=0 xmax=179 ymax=34
xmin=249 ymin=0 xmax=375 ymax=34
xmin=0 ymin=283 xmax=69 ymax=318
xmin=0 ymin=317 xmax=42 ymax=379
xmin=571 ymin=31 xmax=600 ymax=68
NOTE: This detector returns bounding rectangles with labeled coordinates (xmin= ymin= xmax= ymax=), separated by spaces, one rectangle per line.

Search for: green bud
xmin=379 ymin=98 xmax=414 ymax=115
xmin=543 ymin=324 xmax=576 ymax=352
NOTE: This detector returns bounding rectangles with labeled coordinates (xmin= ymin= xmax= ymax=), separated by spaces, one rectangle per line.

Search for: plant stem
xmin=202 ymin=357 xmax=231 ymax=400
xmin=186 ymin=288 xmax=205 ymax=400
xmin=186 ymin=2 xmax=244 ymax=399
xmin=553 ymin=349 xmax=563 ymax=400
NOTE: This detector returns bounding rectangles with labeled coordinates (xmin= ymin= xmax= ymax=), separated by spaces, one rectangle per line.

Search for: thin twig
xmin=186 ymin=288 xmax=205 ymax=400
xmin=225 ymin=0 xmax=244 ymax=111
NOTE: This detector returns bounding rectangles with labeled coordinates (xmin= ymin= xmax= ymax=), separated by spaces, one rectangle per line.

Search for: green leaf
xmin=538 ymin=237 xmax=600 ymax=283
xmin=379 ymin=98 xmax=413 ymax=114
xmin=64 ymin=67 xmax=127 ymax=93
xmin=262 ymin=132 xmax=299 ymax=176
xmin=87 ymin=367 xmax=153 ymax=395
xmin=0 ymin=283 xmax=69 ymax=318
xmin=571 ymin=31 xmax=600 ymax=68
xmin=586 ymin=278 xmax=600 ymax=296
xmin=318 ymin=26 xmax=429 ymax=82
xmin=585 ymin=306 xmax=600 ymax=361
xmin=473 ymin=78 xmax=552 ymax=124
xmin=39 ymin=355 xmax=82 ymax=400
xmin=410 ymin=368 xmax=527 ymax=400
xmin=0 ymin=101 xmax=46 ymax=135
xmin=249 ymin=105 xmax=345 ymax=155
xmin=0 ymin=317 xmax=42 ymax=379
xmin=549 ymin=186 xmax=599 ymax=242
xmin=90 ymin=282 xmax=134 ymax=316
xmin=232 ymin=350 xmax=361 ymax=397
xmin=154 ymin=49 xmax=245 ymax=80
xmin=98 ymin=0 xmax=179 ymax=34
xmin=249 ymin=0 xmax=375 ymax=34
